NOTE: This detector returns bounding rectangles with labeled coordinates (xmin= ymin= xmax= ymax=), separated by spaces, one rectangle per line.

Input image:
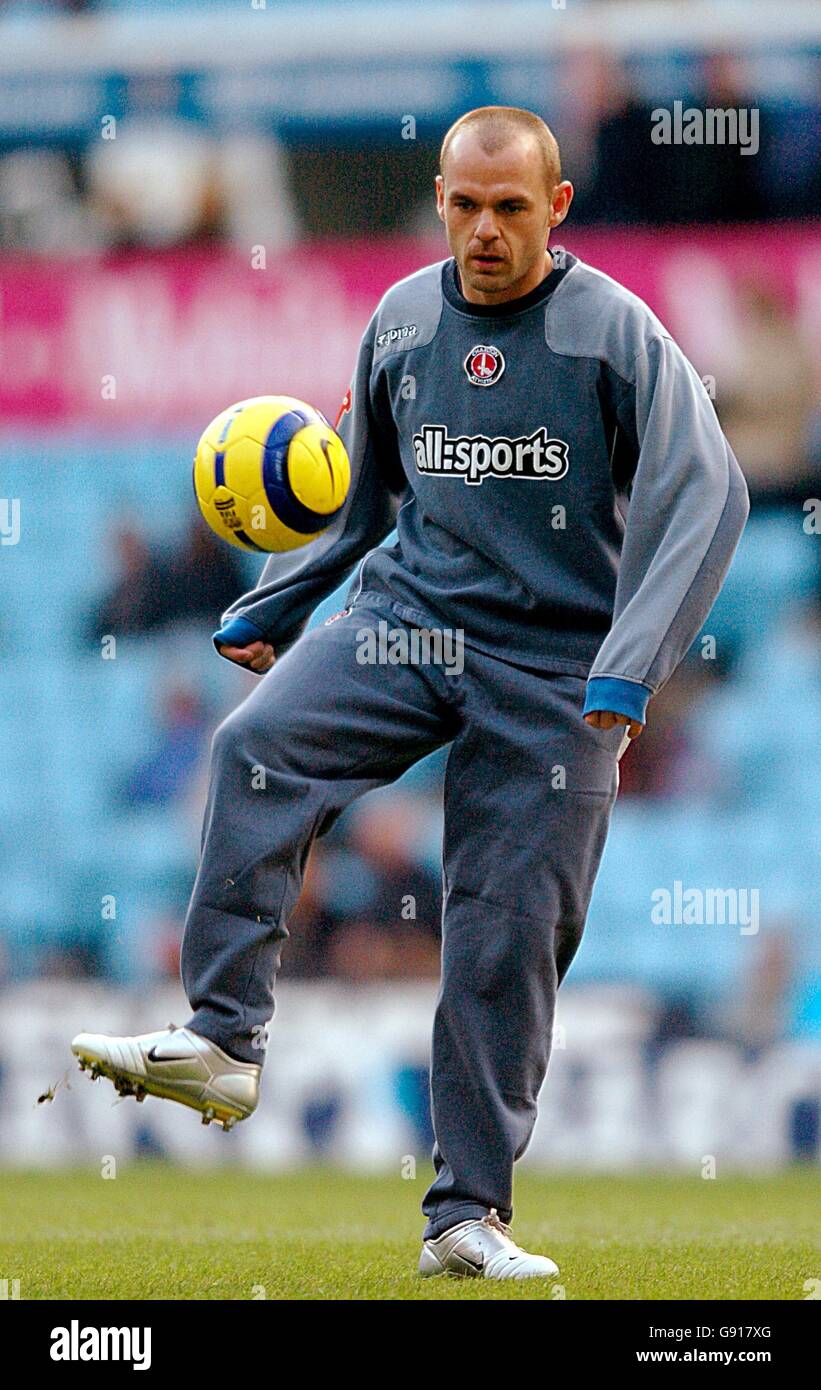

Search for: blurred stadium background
xmin=0 ymin=0 xmax=819 ymax=1178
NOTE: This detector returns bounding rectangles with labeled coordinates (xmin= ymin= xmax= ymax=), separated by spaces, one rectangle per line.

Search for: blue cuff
xmin=213 ymin=616 xmax=266 ymax=653
xmin=583 ymin=676 xmax=652 ymax=725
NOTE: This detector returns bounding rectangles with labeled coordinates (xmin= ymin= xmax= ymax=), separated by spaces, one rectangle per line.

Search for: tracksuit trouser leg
xmin=180 ymin=597 xmax=625 ymax=1237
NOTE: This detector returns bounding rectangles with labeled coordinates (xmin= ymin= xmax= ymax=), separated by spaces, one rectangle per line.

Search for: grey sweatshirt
xmin=214 ymin=249 xmax=749 ymax=725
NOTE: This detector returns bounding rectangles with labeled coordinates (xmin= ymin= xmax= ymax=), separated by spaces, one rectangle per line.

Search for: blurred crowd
xmin=80 ymin=518 xmax=448 ymax=985
xmin=70 ymin=496 xmax=821 ymax=1045
xmin=0 ymin=48 xmax=818 ymax=254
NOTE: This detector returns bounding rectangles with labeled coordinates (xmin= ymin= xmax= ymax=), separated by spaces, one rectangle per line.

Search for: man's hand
xmin=218 ymin=640 xmax=276 ymax=674
xmin=584 ymin=710 xmax=644 ymax=739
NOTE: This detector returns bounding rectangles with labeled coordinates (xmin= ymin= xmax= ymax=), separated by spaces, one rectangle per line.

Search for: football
xmin=193 ymin=394 xmax=350 ymax=553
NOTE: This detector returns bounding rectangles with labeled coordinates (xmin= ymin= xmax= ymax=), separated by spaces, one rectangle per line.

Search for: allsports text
xmin=413 ymin=425 xmax=569 ymax=486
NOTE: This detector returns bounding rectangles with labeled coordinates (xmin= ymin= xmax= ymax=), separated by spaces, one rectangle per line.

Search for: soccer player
xmin=73 ymin=107 xmax=749 ymax=1280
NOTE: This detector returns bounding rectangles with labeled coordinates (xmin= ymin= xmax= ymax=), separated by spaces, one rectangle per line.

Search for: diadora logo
xmin=376 ymin=323 xmax=418 ymax=348
xmin=464 ymin=344 xmax=505 ymax=387
xmin=413 ymin=425 xmax=569 ymax=487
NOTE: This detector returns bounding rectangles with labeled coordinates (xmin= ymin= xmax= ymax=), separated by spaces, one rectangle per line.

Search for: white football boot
xmin=419 ymin=1209 xmax=560 ymax=1281
xmin=71 ymin=1024 xmax=260 ymax=1131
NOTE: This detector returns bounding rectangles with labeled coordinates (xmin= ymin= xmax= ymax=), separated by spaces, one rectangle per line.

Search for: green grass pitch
xmin=1 ymin=1165 xmax=817 ymax=1300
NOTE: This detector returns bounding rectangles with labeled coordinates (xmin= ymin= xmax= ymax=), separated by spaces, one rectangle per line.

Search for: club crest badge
xmin=464 ymin=344 xmax=505 ymax=387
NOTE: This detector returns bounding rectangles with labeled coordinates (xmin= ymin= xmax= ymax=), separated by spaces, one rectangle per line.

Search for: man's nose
xmin=474 ymin=209 xmax=500 ymax=240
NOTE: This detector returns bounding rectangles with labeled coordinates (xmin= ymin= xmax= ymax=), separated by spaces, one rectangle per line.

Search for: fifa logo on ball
xmin=213 ymin=494 xmax=244 ymax=532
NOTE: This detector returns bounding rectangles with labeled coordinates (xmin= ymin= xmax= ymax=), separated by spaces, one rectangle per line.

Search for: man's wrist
xmin=213 ymin=616 xmax=266 ymax=652
xmin=583 ymin=676 xmax=651 ymax=725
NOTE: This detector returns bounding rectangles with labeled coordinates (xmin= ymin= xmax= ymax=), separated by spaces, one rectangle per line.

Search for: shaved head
xmin=440 ymin=106 xmax=562 ymax=193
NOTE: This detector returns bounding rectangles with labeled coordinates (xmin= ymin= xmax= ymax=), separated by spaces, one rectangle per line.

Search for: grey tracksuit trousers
xmin=181 ymin=594 xmax=626 ymax=1238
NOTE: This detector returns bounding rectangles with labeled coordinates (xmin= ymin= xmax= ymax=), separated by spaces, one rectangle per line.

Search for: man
xmin=73 ymin=107 xmax=749 ymax=1280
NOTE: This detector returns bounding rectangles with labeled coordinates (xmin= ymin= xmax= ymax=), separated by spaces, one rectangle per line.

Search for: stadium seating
xmin=0 ymin=439 xmax=818 ymax=1028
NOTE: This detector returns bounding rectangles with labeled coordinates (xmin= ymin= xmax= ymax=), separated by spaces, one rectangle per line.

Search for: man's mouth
xmin=470 ymin=253 xmax=505 ymax=270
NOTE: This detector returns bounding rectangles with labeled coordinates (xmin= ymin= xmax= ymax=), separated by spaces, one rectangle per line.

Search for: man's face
xmin=435 ymin=128 xmax=572 ymax=304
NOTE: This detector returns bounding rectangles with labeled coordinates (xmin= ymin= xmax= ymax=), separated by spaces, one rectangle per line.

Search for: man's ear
xmin=435 ymin=174 xmax=446 ymax=224
xmin=549 ymin=180 xmax=574 ymax=229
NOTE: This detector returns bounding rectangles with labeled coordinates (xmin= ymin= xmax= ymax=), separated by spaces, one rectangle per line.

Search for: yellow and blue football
xmin=193 ymin=395 xmax=350 ymax=553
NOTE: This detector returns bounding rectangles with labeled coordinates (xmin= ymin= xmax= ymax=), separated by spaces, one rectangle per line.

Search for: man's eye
xmin=502 ymin=204 xmax=525 ymax=213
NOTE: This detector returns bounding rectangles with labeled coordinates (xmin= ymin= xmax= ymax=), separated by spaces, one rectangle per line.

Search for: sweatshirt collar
xmin=442 ymin=248 xmax=576 ymax=319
